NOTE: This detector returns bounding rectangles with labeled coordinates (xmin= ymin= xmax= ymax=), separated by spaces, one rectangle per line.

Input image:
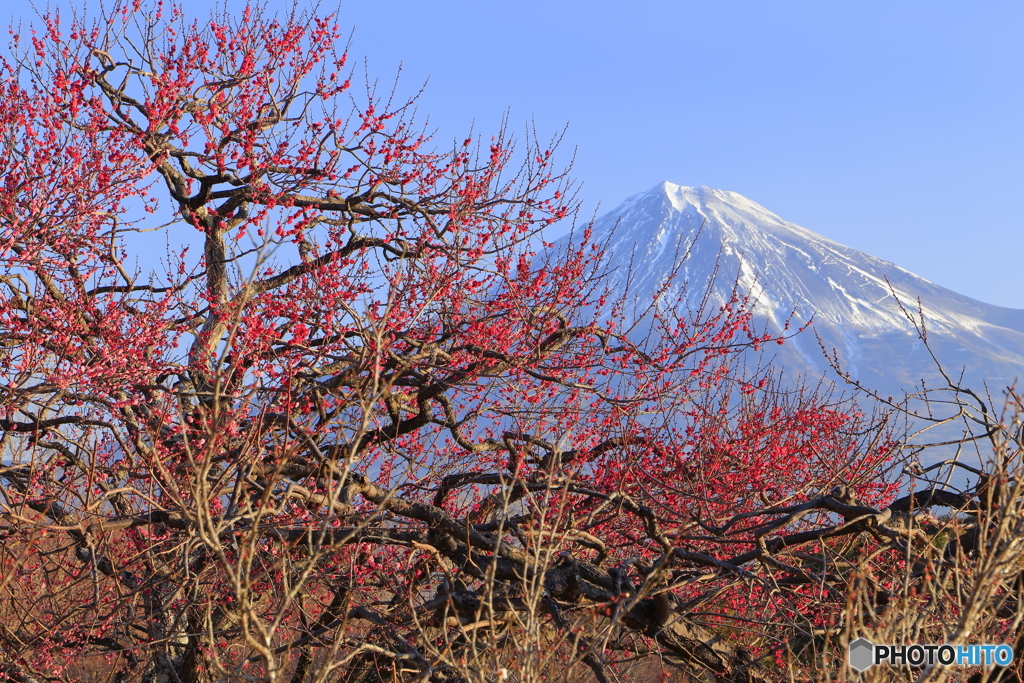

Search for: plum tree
xmin=1 ymin=3 xmax=991 ymax=682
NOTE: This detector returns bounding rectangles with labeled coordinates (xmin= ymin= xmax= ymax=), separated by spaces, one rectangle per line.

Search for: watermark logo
xmin=849 ymin=637 xmax=1014 ymax=671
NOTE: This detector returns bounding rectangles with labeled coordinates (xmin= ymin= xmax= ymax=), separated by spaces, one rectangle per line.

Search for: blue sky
xmin=6 ymin=0 xmax=1023 ymax=307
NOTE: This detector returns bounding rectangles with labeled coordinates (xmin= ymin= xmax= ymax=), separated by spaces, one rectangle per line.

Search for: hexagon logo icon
xmin=849 ymin=637 xmax=875 ymax=672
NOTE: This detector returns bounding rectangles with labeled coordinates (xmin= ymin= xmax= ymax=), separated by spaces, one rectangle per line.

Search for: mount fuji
xmin=570 ymin=182 xmax=1024 ymax=405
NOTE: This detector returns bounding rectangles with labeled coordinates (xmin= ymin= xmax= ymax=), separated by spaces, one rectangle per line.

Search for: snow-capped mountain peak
xmin=576 ymin=182 xmax=1024 ymax=391
xmin=595 ymin=182 xmax=1023 ymax=333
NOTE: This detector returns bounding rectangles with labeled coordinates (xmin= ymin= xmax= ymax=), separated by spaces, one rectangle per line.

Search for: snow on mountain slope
xmin=574 ymin=182 xmax=1024 ymax=393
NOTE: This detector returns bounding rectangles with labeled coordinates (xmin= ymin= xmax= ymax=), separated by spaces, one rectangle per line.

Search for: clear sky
xmin=6 ymin=0 xmax=1023 ymax=308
